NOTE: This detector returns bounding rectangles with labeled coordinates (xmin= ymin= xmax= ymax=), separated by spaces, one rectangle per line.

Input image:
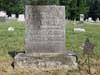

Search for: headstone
xmin=25 ymin=6 xmax=65 ymax=53
xmin=88 ymin=17 xmax=94 ymax=23
xmin=15 ymin=5 xmax=78 ymax=72
xmin=18 ymin=14 xmax=25 ymax=22
xmin=0 ymin=11 xmax=8 ymax=22
xmin=80 ymin=14 xmax=84 ymax=24
xmin=74 ymin=28 xmax=86 ymax=32
xmin=96 ymin=18 xmax=100 ymax=23
xmin=11 ymin=14 xmax=16 ymax=19
xmin=74 ymin=14 xmax=86 ymax=32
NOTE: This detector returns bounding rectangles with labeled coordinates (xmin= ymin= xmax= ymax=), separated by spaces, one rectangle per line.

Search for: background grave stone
xmin=18 ymin=14 xmax=25 ymax=22
xmin=0 ymin=11 xmax=8 ymax=22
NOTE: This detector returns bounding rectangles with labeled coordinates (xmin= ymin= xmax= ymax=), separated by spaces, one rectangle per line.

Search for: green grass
xmin=66 ymin=21 xmax=100 ymax=58
xmin=0 ymin=20 xmax=100 ymax=60
xmin=0 ymin=20 xmax=25 ymax=60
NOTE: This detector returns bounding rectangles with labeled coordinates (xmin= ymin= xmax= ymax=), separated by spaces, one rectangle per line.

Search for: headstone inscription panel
xmin=25 ymin=5 xmax=66 ymax=53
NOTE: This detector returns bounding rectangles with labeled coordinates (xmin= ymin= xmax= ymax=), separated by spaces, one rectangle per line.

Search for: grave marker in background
xmin=96 ymin=18 xmax=100 ymax=23
xmin=74 ymin=14 xmax=86 ymax=32
xmin=0 ymin=11 xmax=8 ymax=22
xmin=11 ymin=14 xmax=16 ymax=19
xmin=88 ymin=17 xmax=94 ymax=23
xmin=80 ymin=14 xmax=84 ymax=24
xmin=18 ymin=14 xmax=25 ymax=22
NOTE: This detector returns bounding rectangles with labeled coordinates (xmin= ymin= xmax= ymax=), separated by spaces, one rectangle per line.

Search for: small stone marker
xmin=74 ymin=14 xmax=86 ymax=32
xmin=96 ymin=18 xmax=100 ymax=23
xmin=11 ymin=14 xmax=16 ymax=19
xmin=88 ymin=17 xmax=94 ymax=23
xmin=18 ymin=14 xmax=25 ymax=22
xmin=8 ymin=27 xmax=15 ymax=31
xmin=74 ymin=28 xmax=86 ymax=32
xmin=80 ymin=14 xmax=84 ymax=24
xmin=0 ymin=11 xmax=8 ymax=22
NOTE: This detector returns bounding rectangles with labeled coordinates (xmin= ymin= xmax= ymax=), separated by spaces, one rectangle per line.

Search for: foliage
xmin=88 ymin=0 xmax=100 ymax=20
xmin=0 ymin=0 xmax=100 ymax=20
xmin=24 ymin=0 xmax=60 ymax=5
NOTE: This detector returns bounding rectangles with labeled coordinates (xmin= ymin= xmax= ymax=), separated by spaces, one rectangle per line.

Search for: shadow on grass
xmin=8 ymin=50 xmax=25 ymax=68
xmin=8 ymin=50 xmax=25 ymax=58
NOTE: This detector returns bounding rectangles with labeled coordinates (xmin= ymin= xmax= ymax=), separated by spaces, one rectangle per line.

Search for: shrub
xmin=24 ymin=0 xmax=60 ymax=5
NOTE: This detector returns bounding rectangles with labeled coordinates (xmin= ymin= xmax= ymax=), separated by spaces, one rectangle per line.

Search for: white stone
xmin=18 ymin=14 xmax=25 ymax=22
xmin=0 ymin=11 xmax=7 ymax=17
xmin=0 ymin=11 xmax=8 ymax=22
xmin=88 ymin=17 xmax=94 ymax=22
xmin=8 ymin=27 xmax=15 ymax=31
xmin=11 ymin=14 xmax=16 ymax=19
xmin=74 ymin=28 xmax=86 ymax=32
xmin=80 ymin=14 xmax=84 ymax=22
xmin=96 ymin=18 xmax=100 ymax=23
xmin=8 ymin=17 xmax=12 ymax=20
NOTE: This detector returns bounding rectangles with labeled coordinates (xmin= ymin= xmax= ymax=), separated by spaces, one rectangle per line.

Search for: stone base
xmin=14 ymin=53 xmax=78 ymax=71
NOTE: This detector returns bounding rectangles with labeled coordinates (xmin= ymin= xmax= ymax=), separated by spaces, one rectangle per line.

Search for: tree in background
xmin=88 ymin=0 xmax=100 ymax=20
xmin=0 ymin=0 xmax=100 ymax=20
xmin=60 ymin=0 xmax=72 ymax=19
xmin=69 ymin=0 xmax=78 ymax=20
xmin=0 ymin=0 xmax=24 ymax=16
xmin=78 ymin=0 xmax=89 ymax=19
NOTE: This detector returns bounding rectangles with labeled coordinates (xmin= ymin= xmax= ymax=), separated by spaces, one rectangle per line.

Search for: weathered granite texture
xmin=25 ymin=5 xmax=66 ymax=53
xmin=15 ymin=53 xmax=78 ymax=71
xmin=14 ymin=5 xmax=78 ymax=71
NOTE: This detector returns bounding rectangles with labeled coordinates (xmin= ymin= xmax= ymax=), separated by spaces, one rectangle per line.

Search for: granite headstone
xmin=25 ymin=5 xmax=66 ymax=53
xmin=11 ymin=14 xmax=16 ymax=19
xmin=15 ymin=5 xmax=78 ymax=72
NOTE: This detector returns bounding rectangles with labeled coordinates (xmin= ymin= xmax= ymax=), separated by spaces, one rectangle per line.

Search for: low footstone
xmin=14 ymin=5 xmax=78 ymax=72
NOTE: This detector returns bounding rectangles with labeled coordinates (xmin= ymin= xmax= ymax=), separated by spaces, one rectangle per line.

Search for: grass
xmin=0 ymin=20 xmax=100 ymax=75
xmin=0 ymin=20 xmax=25 ymax=60
xmin=0 ymin=20 xmax=100 ymax=60
xmin=66 ymin=21 xmax=100 ymax=58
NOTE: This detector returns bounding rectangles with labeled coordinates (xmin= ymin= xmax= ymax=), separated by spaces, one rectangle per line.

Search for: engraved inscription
xmin=25 ymin=5 xmax=65 ymax=53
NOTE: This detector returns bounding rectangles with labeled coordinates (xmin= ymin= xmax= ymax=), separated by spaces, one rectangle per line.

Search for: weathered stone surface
xmin=14 ymin=5 xmax=78 ymax=71
xmin=15 ymin=53 xmax=78 ymax=71
xmin=25 ymin=5 xmax=65 ymax=53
